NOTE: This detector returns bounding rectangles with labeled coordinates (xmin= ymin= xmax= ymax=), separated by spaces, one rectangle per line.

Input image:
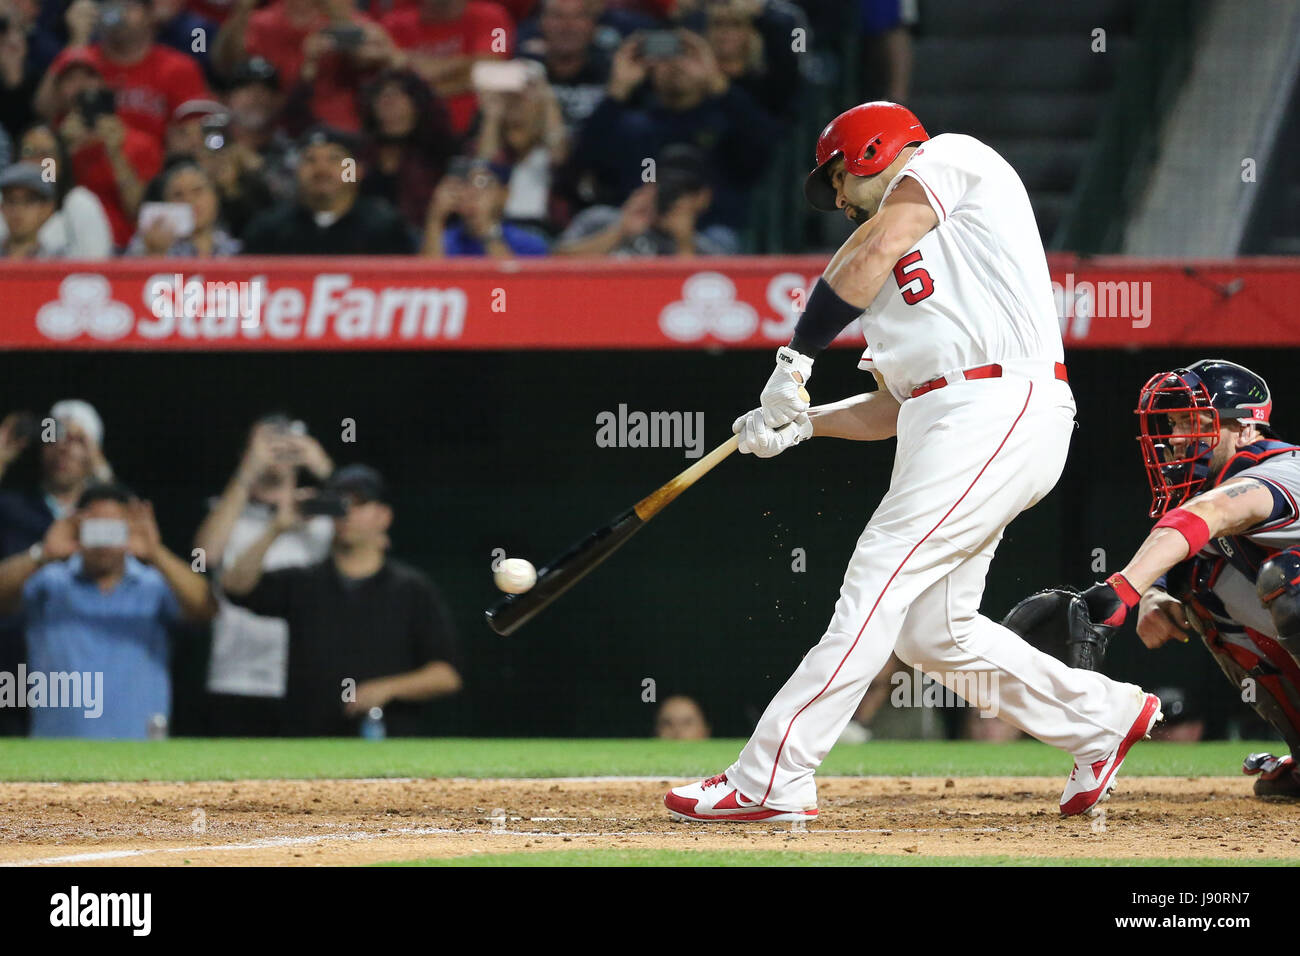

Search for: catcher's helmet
xmin=803 ymin=101 xmax=929 ymax=211
xmin=1135 ymin=359 xmax=1273 ymax=516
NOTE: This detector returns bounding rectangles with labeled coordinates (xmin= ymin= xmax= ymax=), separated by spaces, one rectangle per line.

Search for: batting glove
xmin=759 ymin=346 xmax=813 ymax=428
xmin=733 ymin=408 xmax=812 ymax=458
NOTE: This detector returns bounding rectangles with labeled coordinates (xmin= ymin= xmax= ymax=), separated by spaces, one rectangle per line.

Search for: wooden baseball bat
xmin=484 ymin=388 xmax=809 ymax=637
xmin=484 ymin=434 xmax=740 ymax=636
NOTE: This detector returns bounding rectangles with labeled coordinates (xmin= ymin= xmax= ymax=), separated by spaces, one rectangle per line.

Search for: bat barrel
xmin=485 ymin=508 xmax=643 ymax=636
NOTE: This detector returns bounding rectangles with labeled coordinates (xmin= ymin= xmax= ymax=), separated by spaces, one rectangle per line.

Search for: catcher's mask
xmin=1136 ymin=369 xmax=1220 ymax=517
xmin=1136 ymin=359 xmax=1273 ymax=517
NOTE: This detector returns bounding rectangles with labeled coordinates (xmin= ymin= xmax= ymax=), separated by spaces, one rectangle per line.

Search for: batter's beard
xmin=845 ymin=203 xmax=872 ymax=223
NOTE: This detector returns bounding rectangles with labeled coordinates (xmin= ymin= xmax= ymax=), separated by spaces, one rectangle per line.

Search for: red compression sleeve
xmin=1153 ymin=508 xmax=1211 ymax=557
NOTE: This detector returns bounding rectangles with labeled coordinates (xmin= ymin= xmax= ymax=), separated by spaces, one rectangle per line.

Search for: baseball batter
xmin=664 ymin=102 xmax=1161 ymax=823
xmin=1011 ymin=360 xmax=1300 ymax=799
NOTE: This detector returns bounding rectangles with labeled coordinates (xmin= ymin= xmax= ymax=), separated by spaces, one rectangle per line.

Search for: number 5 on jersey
xmin=893 ymin=250 xmax=935 ymax=304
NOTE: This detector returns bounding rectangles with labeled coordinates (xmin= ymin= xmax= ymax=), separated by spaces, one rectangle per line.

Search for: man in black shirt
xmin=240 ymin=126 xmax=415 ymax=255
xmin=518 ymin=0 xmax=613 ymax=137
xmin=221 ymin=464 xmax=461 ymax=735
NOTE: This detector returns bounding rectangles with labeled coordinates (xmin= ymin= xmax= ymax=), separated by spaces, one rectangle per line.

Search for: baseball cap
xmin=325 ymin=464 xmax=390 ymax=504
xmin=298 ymin=124 xmax=359 ymax=153
xmin=50 ymin=399 xmax=105 ymax=446
xmin=51 ymin=48 xmax=103 ymax=79
xmin=461 ymin=157 xmax=511 ymax=187
xmin=228 ymin=56 xmax=280 ymax=93
xmin=172 ymin=99 xmax=229 ymax=124
xmin=0 ymin=162 xmax=56 ymax=200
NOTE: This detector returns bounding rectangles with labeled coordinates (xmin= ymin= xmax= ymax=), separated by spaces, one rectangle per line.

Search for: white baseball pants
xmin=726 ymin=372 xmax=1146 ymax=811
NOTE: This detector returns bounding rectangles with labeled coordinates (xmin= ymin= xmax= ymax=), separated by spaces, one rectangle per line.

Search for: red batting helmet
xmin=803 ymin=102 xmax=929 ymax=211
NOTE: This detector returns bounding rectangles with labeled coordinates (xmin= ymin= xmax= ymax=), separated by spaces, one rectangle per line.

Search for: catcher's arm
xmin=1115 ymin=479 xmax=1275 ymax=593
xmin=1005 ymin=479 xmax=1279 ymax=671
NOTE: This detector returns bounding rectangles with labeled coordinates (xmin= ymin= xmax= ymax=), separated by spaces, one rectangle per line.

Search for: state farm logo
xmin=657 ymin=271 xmax=861 ymax=346
xmin=659 ymin=272 xmax=759 ymax=342
xmin=36 ymin=274 xmax=133 ymax=341
xmin=32 ymin=273 xmax=467 ymax=343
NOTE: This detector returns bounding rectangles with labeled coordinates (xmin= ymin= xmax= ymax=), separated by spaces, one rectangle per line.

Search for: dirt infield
xmin=0 ymin=776 xmax=1296 ymax=865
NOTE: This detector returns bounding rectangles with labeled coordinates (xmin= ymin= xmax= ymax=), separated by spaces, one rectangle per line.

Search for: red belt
xmin=910 ymin=362 xmax=1068 ymax=399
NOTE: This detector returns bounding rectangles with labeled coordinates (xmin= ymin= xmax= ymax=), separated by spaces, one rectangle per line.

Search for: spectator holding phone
xmin=555 ymin=143 xmax=734 ymax=256
xmin=46 ymin=53 xmax=162 ymax=247
xmin=125 ymin=158 xmax=241 ymax=256
xmin=571 ymin=28 xmax=780 ymax=231
xmin=0 ymin=483 xmax=216 ymax=739
xmin=37 ymin=0 xmax=211 ymax=149
xmin=222 ymin=465 xmax=461 ymax=737
xmin=474 ymin=61 xmax=569 ymax=230
xmin=0 ymin=122 xmax=115 ymax=259
xmin=163 ymin=99 xmax=230 ymax=161
xmin=195 ymin=416 xmax=333 ymax=734
xmin=0 ymin=403 xmax=113 ymax=738
xmin=381 ymin=0 xmax=514 ymax=136
xmin=518 ymin=0 xmax=613 ymax=136
xmin=217 ymin=0 xmax=399 ymax=135
xmin=199 ymin=59 xmax=290 ymax=234
xmin=422 ymin=157 xmax=549 ymax=258
xmin=358 ymin=68 xmax=456 ymax=235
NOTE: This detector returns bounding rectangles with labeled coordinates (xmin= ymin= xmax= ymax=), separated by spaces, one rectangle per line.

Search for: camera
xmin=300 ymin=492 xmax=348 ymax=518
xmin=75 ymin=88 xmax=116 ymax=125
xmin=201 ymin=114 xmax=230 ymax=152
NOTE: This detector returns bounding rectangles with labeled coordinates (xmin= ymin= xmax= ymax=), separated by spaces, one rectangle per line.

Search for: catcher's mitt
xmin=1001 ymin=587 xmax=1116 ymax=671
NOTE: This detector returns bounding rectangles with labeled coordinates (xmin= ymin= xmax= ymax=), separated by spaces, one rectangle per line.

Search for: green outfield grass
xmin=0 ymin=737 xmax=1278 ymax=782
xmin=381 ymin=849 xmax=1287 ymax=867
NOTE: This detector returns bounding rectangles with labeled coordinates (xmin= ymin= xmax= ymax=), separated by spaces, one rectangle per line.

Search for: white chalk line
xmin=4 ymin=823 xmax=1007 ymax=866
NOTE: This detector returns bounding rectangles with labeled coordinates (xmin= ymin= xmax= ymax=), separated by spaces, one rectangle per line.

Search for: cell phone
xmin=324 ymin=23 xmax=365 ymax=51
xmin=641 ymin=30 xmax=683 ymax=59
xmin=12 ymin=411 xmax=39 ymax=443
xmin=80 ymin=518 xmax=128 ymax=549
xmin=471 ymin=60 xmax=533 ymax=94
xmin=138 ymin=202 xmax=195 ymax=238
xmin=300 ymin=493 xmax=348 ymax=518
xmin=75 ymin=88 xmax=116 ymax=125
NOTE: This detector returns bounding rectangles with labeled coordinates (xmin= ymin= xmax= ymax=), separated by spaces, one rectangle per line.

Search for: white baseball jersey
xmin=857 ymin=133 xmax=1064 ymax=403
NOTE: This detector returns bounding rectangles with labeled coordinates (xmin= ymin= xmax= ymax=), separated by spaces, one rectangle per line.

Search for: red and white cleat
xmin=1244 ymin=752 xmax=1300 ymax=799
xmin=664 ymin=773 xmax=818 ymax=823
xmin=1060 ymin=692 xmax=1162 ymax=817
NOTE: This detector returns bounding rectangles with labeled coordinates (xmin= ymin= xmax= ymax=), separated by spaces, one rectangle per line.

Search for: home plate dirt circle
xmin=0 ymin=777 xmax=1296 ymax=866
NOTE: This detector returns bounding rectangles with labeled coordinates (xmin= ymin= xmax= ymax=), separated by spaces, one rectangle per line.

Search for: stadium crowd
xmin=0 ymin=0 xmax=916 ymax=738
xmin=0 ymin=401 xmax=462 ymax=739
xmin=0 ymin=0 xmax=919 ymax=261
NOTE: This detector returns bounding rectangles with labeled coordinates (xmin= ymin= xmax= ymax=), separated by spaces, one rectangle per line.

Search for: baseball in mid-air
xmin=494 ymin=557 xmax=537 ymax=594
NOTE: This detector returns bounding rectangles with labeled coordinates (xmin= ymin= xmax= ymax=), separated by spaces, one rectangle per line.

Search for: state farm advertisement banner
xmin=0 ymin=256 xmax=1295 ymax=350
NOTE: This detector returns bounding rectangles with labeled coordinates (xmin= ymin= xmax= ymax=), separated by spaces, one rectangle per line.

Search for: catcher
xmin=1005 ymin=359 xmax=1300 ymax=800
